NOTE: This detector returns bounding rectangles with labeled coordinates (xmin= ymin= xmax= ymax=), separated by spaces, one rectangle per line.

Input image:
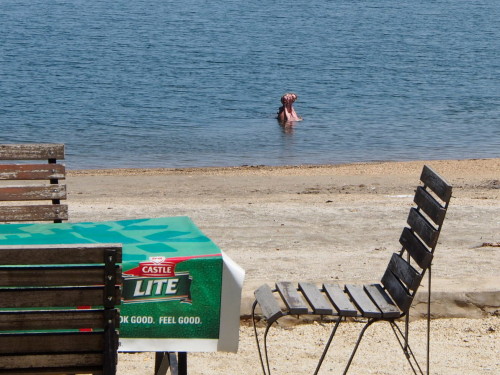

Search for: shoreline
xmin=67 ymin=157 xmax=500 ymax=177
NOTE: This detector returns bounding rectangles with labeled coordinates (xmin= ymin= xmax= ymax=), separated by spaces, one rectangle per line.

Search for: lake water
xmin=1 ymin=0 xmax=499 ymax=169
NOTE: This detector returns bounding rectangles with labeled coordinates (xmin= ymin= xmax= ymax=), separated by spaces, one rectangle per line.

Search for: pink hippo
xmin=277 ymin=93 xmax=302 ymax=123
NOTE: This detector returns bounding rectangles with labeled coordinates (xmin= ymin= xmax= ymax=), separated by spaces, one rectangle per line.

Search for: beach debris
xmin=476 ymin=242 xmax=500 ymax=248
xmin=482 ymin=179 xmax=500 ymax=189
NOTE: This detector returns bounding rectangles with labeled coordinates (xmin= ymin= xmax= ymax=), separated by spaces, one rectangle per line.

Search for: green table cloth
xmin=0 ymin=216 xmax=244 ymax=352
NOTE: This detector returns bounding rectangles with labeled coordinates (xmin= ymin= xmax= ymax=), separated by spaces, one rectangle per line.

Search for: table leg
xmin=178 ymin=352 xmax=187 ymax=375
xmin=155 ymin=352 xmax=187 ymax=375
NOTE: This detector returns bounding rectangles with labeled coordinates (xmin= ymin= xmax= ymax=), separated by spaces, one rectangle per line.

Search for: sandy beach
xmin=66 ymin=159 xmax=499 ymax=374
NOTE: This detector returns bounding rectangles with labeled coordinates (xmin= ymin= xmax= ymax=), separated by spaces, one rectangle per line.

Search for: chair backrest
xmin=381 ymin=165 xmax=452 ymax=313
xmin=0 ymin=143 xmax=68 ymax=223
xmin=0 ymin=243 xmax=122 ymax=374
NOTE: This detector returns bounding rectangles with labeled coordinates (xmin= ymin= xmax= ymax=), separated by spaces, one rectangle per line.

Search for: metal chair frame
xmin=252 ymin=165 xmax=452 ymax=374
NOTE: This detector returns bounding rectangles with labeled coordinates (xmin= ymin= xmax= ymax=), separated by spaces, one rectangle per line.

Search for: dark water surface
xmin=1 ymin=0 xmax=498 ymax=169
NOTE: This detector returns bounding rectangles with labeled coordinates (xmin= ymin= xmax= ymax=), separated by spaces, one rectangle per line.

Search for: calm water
xmin=1 ymin=0 xmax=499 ymax=169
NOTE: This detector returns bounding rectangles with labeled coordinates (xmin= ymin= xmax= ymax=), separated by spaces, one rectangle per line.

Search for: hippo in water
xmin=277 ymin=93 xmax=302 ymax=123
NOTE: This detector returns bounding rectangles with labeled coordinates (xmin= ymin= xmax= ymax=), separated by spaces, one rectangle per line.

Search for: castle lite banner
xmin=0 ymin=217 xmax=244 ymax=352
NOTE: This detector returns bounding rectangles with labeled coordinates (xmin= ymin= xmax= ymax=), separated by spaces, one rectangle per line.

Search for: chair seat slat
xmin=0 ymin=309 xmax=113 ymax=331
xmin=363 ymin=284 xmax=401 ymax=319
xmin=0 ymin=204 xmax=68 ymax=222
xmin=0 ymin=185 xmax=67 ymax=201
xmin=0 ymin=286 xmax=122 ymax=309
xmin=276 ymin=282 xmax=309 ymax=315
xmin=0 ymin=244 xmax=123 ymax=265
xmin=345 ymin=284 xmax=382 ymax=318
xmin=0 ymin=164 xmax=66 ymax=180
xmin=323 ymin=283 xmax=358 ymax=317
xmin=0 ymin=353 xmax=103 ymax=371
xmin=0 ymin=144 xmax=65 ymax=160
xmin=298 ymin=282 xmax=334 ymax=315
xmin=0 ymin=266 xmax=122 ymax=287
xmin=254 ymin=284 xmax=283 ymax=324
xmin=0 ymin=332 xmax=104 ymax=354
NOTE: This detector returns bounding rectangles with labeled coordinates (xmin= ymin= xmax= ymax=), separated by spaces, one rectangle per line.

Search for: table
xmin=0 ymin=216 xmax=244 ymax=357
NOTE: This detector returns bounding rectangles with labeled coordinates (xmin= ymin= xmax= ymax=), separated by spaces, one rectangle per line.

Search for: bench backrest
xmin=0 ymin=243 xmax=122 ymax=374
xmin=0 ymin=143 xmax=68 ymax=223
xmin=381 ymin=165 xmax=452 ymax=312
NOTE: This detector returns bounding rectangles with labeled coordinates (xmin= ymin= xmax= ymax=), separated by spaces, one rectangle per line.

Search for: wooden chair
xmin=252 ymin=165 xmax=452 ymax=375
xmin=0 ymin=243 xmax=122 ymax=374
xmin=0 ymin=143 xmax=68 ymax=223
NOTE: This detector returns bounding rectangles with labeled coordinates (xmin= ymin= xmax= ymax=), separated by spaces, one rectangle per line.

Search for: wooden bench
xmin=252 ymin=165 xmax=453 ymax=375
xmin=0 ymin=143 xmax=68 ymax=223
xmin=0 ymin=243 xmax=122 ymax=374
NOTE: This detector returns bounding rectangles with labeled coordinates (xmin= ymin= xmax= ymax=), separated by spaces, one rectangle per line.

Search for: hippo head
xmin=278 ymin=92 xmax=301 ymax=123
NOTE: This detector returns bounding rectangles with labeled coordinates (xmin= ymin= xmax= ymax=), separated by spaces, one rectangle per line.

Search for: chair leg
xmin=263 ymin=323 xmax=275 ymax=375
xmin=253 ymin=302 xmax=345 ymax=375
xmin=342 ymin=319 xmax=375 ymax=375
xmin=253 ymin=310 xmax=376 ymax=375
xmin=178 ymin=352 xmax=187 ymax=375
xmin=252 ymin=300 xmax=274 ymax=375
xmin=390 ymin=321 xmax=424 ymax=375
xmin=426 ymin=266 xmax=432 ymax=375
xmin=386 ymin=267 xmax=432 ymax=375
xmin=313 ymin=317 xmax=342 ymax=375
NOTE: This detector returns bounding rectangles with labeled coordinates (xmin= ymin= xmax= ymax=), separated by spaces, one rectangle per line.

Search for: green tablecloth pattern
xmin=0 ymin=217 xmax=239 ymax=352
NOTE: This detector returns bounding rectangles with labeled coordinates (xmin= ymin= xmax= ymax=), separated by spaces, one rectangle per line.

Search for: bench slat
xmin=0 ymin=244 xmax=123 ymax=265
xmin=420 ymin=165 xmax=453 ymax=203
xmin=254 ymin=284 xmax=283 ymax=324
xmin=323 ymin=283 xmax=358 ymax=317
xmin=386 ymin=253 xmax=422 ymax=292
xmin=0 ymin=309 xmax=117 ymax=331
xmin=0 ymin=144 xmax=65 ymax=161
xmin=0 ymin=286 xmax=122 ymax=309
xmin=363 ymin=284 xmax=401 ymax=319
xmin=399 ymin=227 xmax=433 ymax=269
xmin=0 ymin=332 xmax=104 ymax=354
xmin=0 ymin=185 xmax=66 ymax=201
xmin=0 ymin=242 xmax=120 ymax=375
xmin=298 ymin=282 xmax=334 ymax=315
xmin=381 ymin=269 xmax=413 ymax=312
xmin=276 ymin=282 xmax=309 ymax=315
xmin=414 ymin=186 xmax=446 ymax=226
xmin=345 ymin=284 xmax=382 ymax=318
xmin=0 ymin=266 xmax=121 ymax=287
xmin=0 ymin=164 xmax=66 ymax=180
xmin=0 ymin=266 xmax=122 ymax=287
xmin=407 ymin=208 xmax=438 ymax=248
xmin=0 ymin=353 xmax=103 ymax=370
xmin=0 ymin=144 xmax=67 ymax=224
xmin=0 ymin=204 xmax=68 ymax=222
